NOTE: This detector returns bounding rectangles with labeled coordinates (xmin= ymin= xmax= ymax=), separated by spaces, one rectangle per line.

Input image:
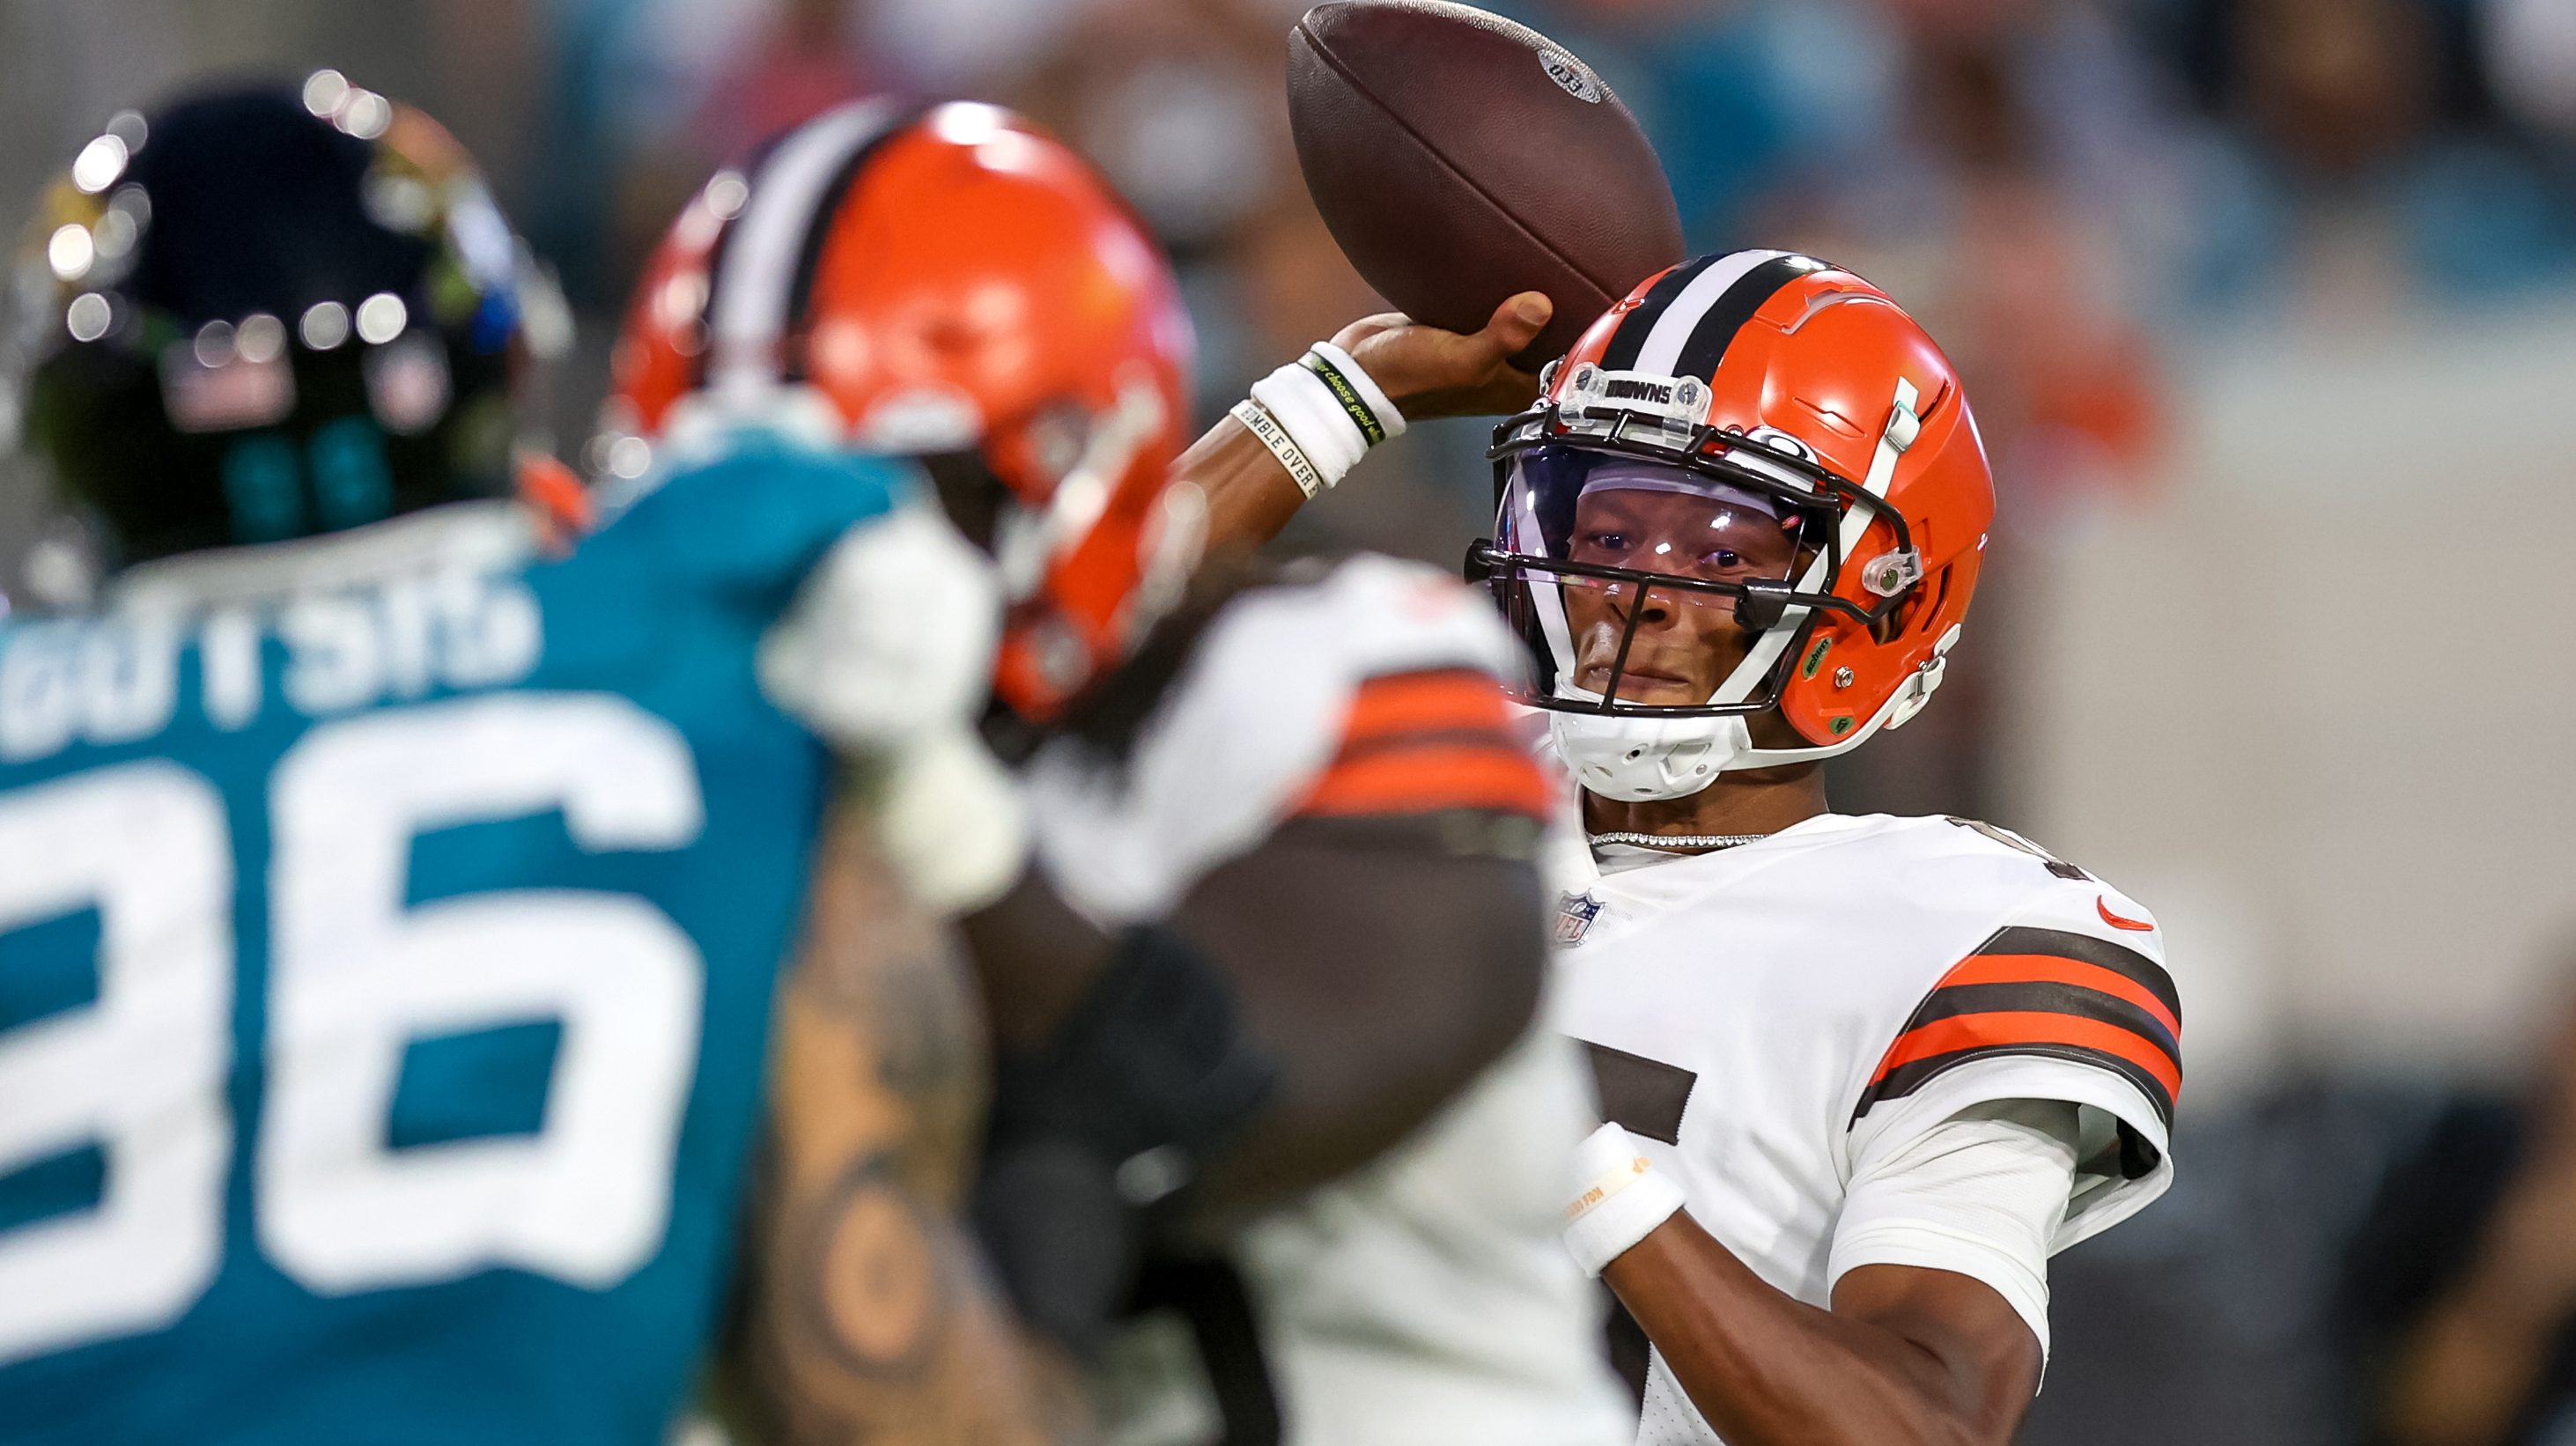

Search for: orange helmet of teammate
xmin=1471 ymin=250 xmax=1993 ymax=800
xmin=605 ymin=100 xmax=1199 ymax=721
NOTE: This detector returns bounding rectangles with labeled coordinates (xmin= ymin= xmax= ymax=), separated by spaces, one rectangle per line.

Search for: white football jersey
xmin=1026 ymin=555 xmax=1633 ymax=1446
xmin=1549 ymin=814 xmax=2180 ymax=1446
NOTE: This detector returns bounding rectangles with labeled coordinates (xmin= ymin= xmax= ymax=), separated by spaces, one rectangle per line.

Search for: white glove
xmin=761 ymin=503 xmax=1026 ymax=914
xmin=758 ymin=502 xmax=1000 ymax=750
xmin=1563 ymin=1122 xmax=1687 ymax=1277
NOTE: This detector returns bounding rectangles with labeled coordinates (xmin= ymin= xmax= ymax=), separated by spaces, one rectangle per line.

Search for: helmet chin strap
xmin=1550 ymin=646 xmax=1948 ymax=802
xmin=1546 ymin=380 xmax=1927 ymax=804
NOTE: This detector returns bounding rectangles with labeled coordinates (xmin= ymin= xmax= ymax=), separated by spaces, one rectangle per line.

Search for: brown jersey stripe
xmin=1908 ymin=980 xmax=2179 ymax=1061
xmin=1871 ymin=1012 xmax=2181 ymax=1104
xmin=1940 ymin=955 xmax=2180 ymax=1039
xmin=1976 ymin=926 xmax=2179 ymax=1021
xmin=1856 ymin=1042 xmax=2176 ymax=1129
xmin=1580 ymin=1040 xmax=1697 ymax=1146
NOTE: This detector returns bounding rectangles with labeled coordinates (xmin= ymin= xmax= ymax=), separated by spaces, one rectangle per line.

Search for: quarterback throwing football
xmin=1192 ymin=251 xmax=2181 ymax=1446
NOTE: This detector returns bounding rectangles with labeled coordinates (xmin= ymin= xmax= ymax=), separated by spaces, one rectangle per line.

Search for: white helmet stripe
xmin=1631 ymin=249 xmax=1789 ymax=377
xmin=706 ymin=98 xmax=906 ymax=398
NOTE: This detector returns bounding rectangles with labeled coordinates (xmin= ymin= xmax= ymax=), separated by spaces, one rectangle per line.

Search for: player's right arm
xmin=1182 ymin=293 xmax=1555 ymax=552
xmin=1568 ymin=857 xmax=2183 ymax=1446
xmin=1595 ymin=1165 xmax=2050 ymax=1446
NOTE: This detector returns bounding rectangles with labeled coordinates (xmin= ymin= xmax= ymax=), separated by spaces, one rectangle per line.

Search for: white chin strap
xmin=1549 ymin=380 xmax=1940 ymax=803
xmin=1550 ymin=631 xmax=1954 ymax=800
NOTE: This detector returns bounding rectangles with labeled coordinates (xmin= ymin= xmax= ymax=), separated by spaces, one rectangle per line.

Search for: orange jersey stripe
xmin=1342 ymin=670 xmax=1513 ymax=744
xmin=1870 ymin=1011 xmax=2181 ymax=1101
xmin=1938 ymin=955 xmax=2181 ymax=1040
xmin=1297 ymin=742 xmax=1554 ymax=820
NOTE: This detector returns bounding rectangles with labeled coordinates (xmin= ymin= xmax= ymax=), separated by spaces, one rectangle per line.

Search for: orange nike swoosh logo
xmin=2097 ymin=896 xmax=2154 ymax=933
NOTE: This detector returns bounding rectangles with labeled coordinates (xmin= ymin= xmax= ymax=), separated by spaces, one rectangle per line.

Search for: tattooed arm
xmin=735 ymin=802 xmax=1086 ymax=1446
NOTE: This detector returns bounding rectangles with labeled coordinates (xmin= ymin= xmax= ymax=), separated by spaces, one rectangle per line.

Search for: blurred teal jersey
xmin=0 ymin=440 xmax=917 ymax=1445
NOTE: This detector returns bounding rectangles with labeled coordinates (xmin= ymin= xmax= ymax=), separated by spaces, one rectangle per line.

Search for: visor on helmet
xmin=1476 ymin=436 xmax=1906 ymax=719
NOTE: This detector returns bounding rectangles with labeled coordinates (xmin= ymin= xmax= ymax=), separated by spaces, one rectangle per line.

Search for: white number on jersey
xmin=0 ymin=764 xmax=233 ymax=1367
xmin=0 ymin=693 xmax=706 ymax=1366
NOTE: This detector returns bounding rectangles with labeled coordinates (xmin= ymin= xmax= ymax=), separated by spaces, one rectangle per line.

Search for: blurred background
xmin=5 ymin=0 xmax=2576 ymax=1440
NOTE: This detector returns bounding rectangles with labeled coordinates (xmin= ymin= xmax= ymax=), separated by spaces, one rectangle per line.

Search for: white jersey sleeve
xmin=1025 ymin=554 xmax=1549 ymax=924
xmin=1842 ymin=852 xmax=2180 ymax=1252
xmin=1827 ymin=1098 xmax=2082 ymax=1357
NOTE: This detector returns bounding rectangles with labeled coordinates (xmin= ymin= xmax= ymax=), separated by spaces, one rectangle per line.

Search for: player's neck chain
xmin=1588 ymin=830 xmax=1770 ymax=852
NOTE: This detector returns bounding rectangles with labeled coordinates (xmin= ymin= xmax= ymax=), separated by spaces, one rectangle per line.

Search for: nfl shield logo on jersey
xmin=1554 ymin=891 xmax=1603 ymax=945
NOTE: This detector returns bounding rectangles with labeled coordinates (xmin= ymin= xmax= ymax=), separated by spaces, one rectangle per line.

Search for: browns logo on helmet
xmin=1468 ymin=248 xmax=1993 ymax=800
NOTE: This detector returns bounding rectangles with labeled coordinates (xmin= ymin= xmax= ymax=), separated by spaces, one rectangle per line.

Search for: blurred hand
xmin=1332 ymin=291 xmax=1554 ymax=421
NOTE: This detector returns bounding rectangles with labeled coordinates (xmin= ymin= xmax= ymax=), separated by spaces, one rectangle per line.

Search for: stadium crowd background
xmin=5 ymin=0 xmax=2575 ymax=1439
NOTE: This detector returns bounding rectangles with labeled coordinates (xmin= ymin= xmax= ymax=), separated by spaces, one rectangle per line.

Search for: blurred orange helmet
xmin=1473 ymin=250 xmax=1993 ymax=800
xmin=606 ymin=100 xmax=1199 ymax=720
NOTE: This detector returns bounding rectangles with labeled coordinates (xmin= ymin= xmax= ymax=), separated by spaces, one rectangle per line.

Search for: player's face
xmin=1559 ymin=484 xmax=1800 ymax=706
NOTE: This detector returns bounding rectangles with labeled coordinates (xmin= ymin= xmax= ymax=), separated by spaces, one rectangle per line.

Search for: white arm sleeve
xmin=1827 ymin=1098 xmax=2082 ymax=1361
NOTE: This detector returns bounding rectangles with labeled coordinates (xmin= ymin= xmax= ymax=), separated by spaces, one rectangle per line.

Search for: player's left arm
xmin=729 ymin=806 xmax=1082 ymax=1446
xmin=1182 ymin=293 xmax=1554 ymax=551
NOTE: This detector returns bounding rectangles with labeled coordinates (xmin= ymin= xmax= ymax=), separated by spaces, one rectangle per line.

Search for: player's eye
xmin=1576 ymin=530 xmax=1629 ymax=555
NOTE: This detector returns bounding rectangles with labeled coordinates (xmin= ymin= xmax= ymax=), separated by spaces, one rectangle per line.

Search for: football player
xmin=1190 ymin=252 xmax=2182 ymax=1446
xmin=0 ymin=81 xmax=1053 ymax=1445
xmin=604 ymin=100 xmax=1633 ymax=1446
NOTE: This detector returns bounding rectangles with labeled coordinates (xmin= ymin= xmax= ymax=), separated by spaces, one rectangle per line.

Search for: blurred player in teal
xmin=0 ymin=80 xmax=1053 ymax=1444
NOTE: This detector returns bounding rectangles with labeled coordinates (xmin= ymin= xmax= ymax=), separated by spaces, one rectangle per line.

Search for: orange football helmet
xmin=1472 ymin=250 xmax=1993 ymax=800
xmin=607 ymin=100 xmax=1198 ymax=720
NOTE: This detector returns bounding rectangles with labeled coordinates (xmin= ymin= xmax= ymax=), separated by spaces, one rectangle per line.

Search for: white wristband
xmin=1244 ymin=343 xmax=1405 ymax=495
xmin=1229 ymin=397 xmax=1329 ymax=499
xmin=1306 ymin=341 xmax=1406 ymax=443
xmin=1563 ymin=1122 xmax=1687 ymax=1277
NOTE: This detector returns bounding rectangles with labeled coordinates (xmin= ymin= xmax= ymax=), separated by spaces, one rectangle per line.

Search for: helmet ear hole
xmin=1866 ymin=564 xmax=1949 ymax=645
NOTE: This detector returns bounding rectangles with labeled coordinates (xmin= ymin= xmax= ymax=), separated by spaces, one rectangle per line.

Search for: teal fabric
xmin=0 ymin=439 xmax=917 ymax=1445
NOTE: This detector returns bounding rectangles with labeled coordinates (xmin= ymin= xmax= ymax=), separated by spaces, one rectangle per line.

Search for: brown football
xmin=1286 ymin=0 xmax=1686 ymax=367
